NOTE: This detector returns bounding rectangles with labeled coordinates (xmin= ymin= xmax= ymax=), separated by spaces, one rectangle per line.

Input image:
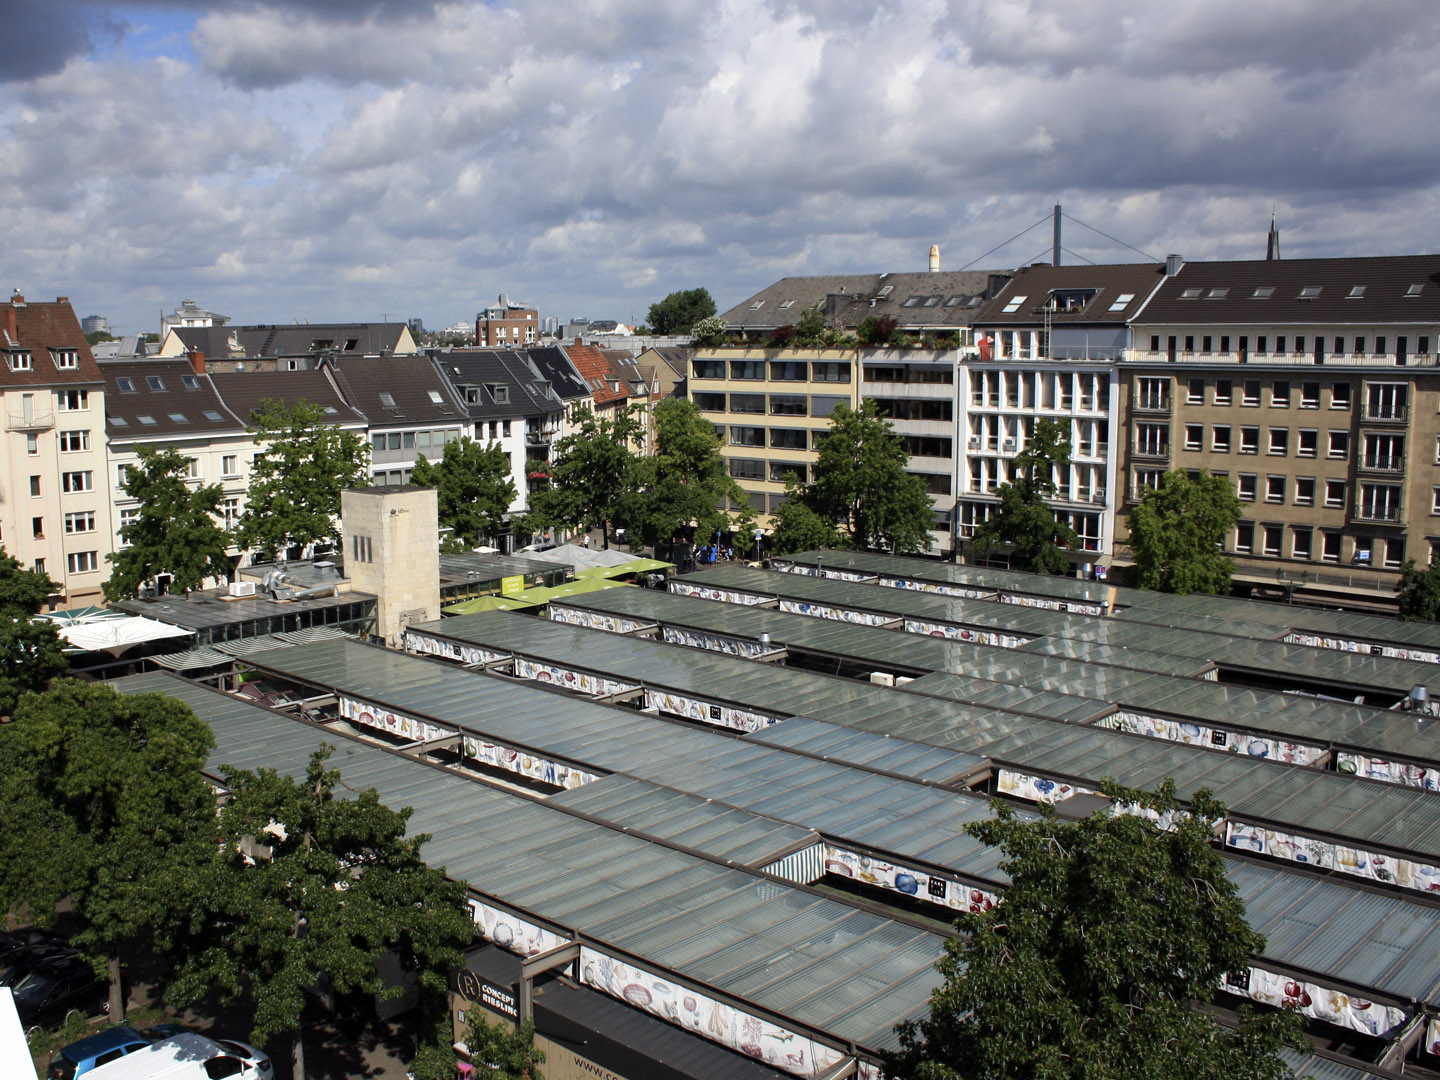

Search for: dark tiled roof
xmin=0 ymin=297 xmax=103 ymax=388
xmin=210 ymin=369 xmax=367 ymax=426
xmin=971 ymin=262 xmax=1166 ymax=326
xmin=171 ymin=322 xmax=413 ymax=358
xmin=330 ymin=356 xmax=465 ymax=428
xmin=719 ymin=270 xmax=1007 ymax=331
xmin=1134 ymin=254 xmax=1440 ymax=325
xmin=642 ymin=346 xmax=691 ymax=379
xmin=432 ymin=349 xmax=562 ymax=421
xmin=102 ymin=359 xmax=246 ymax=439
xmin=529 ymin=346 xmax=590 ymax=401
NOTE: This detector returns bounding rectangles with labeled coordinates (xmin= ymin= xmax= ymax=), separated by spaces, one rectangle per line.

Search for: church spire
xmin=1266 ymin=206 xmax=1281 ymax=261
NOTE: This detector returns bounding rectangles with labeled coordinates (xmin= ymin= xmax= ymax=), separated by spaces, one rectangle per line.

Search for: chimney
xmin=929 ymin=244 xmax=940 ymax=273
xmin=190 ymin=349 xmax=206 ymax=375
xmin=56 ymin=296 xmax=68 ymax=304
xmin=1165 ymin=254 xmax=1184 ymax=277
xmin=3 ymin=302 xmax=15 ymax=343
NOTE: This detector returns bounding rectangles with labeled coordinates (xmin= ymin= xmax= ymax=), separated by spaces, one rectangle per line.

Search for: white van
xmin=85 ymin=1033 xmax=269 ymax=1080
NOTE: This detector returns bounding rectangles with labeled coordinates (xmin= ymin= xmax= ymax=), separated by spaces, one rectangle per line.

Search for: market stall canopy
xmin=598 ymin=557 xmax=674 ymax=578
xmin=524 ymin=578 xmax=636 ymax=602
xmin=443 ymin=594 xmax=543 ymax=615
xmin=528 ymin=543 xmax=637 ymax=572
xmin=36 ymin=609 xmax=194 ymax=656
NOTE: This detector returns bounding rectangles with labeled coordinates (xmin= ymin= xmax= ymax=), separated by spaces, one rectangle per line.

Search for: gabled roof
xmin=565 ymin=343 xmax=628 ymax=405
xmin=210 ymin=369 xmax=367 ymax=426
xmin=529 ymin=345 xmax=590 ymax=401
xmin=102 ymin=359 xmax=246 ymax=440
xmin=971 ymin=262 xmax=1166 ymax=326
xmin=0 ymin=295 xmax=104 ymax=387
xmin=1133 ymin=254 xmax=1440 ymax=325
xmin=168 ymin=322 xmax=415 ymax=358
xmin=432 ymin=349 xmax=562 ymax=421
xmin=329 ymin=356 xmax=466 ymax=429
xmin=719 ymin=270 xmax=1006 ymax=331
xmin=639 ymin=346 xmax=691 ymax=380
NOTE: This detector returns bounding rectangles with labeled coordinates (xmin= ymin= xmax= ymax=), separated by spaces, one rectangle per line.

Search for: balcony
xmin=1132 ymin=396 xmax=1171 ymax=416
xmin=7 ymin=410 xmax=54 ymax=431
xmin=1132 ymin=443 xmax=1170 ymax=462
xmin=1361 ymin=405 xmax=1409 ymax=424
xmin=1357 ymin=455 xmax=1406 ymax=475
xmin=1352 ymin=501 xmax=1404 ymax=525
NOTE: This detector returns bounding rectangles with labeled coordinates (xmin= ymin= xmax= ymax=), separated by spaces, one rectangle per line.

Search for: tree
xmin=856 ymin=314 xmax=899 ymax=347
xmin=690 ymin=316 xmax=728 ymax=348
xmin=624 ymin=398 xmax=753 ymax=547
xmin=0 ymin=681 xmax=216 ymax=1017
xmin=891 ymin=780 xmax=1304 ymax=1080
xmin=460 ymin=1008 xmax=545 ymax=1079
xmin=410 ymin=436 xmax=518 ymax=553
xmin=647 ymin=288 xmax=716 ymax=336
xmin=769 ymin=474 xmax=842 ymax=556
xmin=1396 ymin=559 xmax=1440 ymax=621
xmin=795 ymin=304 xmax=828 ymax=345
xmin=236 ymin=399 xmax=370 ymax=560
xmin=1126 ymin=471 xmax=1242 ymax=595
xmin=971 ymin=417 xmax=1078 ymax=575
xmin=159 ymin=746 xmax=473 ymax=1080
xmin=0 ymin=547 xmax=67 ymax=717
xmin=104 ymin=445 xmax=234 ymax=601
xmin=795 ymin=400 xmax=934 ymax=554
xmin=527 ymin=405 xmax=642 ymax=548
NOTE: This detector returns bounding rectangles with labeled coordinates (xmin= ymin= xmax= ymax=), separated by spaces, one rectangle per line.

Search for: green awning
xmin=443 ymin=594 xmax=543 ymax=615
xmin=596 ymin=558 xmax=675 ymax=578
xmin=525 ymin=578 xmax=637 ymax=601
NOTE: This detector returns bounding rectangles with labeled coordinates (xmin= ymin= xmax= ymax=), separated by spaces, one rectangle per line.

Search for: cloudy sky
xmin=3 ymin=0 xmax=1439 ymax=335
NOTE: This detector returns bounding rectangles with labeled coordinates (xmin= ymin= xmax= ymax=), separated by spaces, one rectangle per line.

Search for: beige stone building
xmin=1119 ymin=254 xmax=1440 ymax=605
xmin=340 ymin=485 xmax=440 ymax=642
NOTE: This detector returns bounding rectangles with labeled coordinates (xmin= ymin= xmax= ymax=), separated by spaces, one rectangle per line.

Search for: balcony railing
xmin=1361 ymin=405 xmax=1409 ymax=423
xmin=1133 ymin=397 xmax=1171 ymax=415
xmin=1358 ymin=455 xmax=1405 ymax=474
xmin=7 ymin=411 xmax=54 ymax=431
xmin=1352 ymin=502 xmax=1403 ymax=524
xmin=1132 ymin=444 xmax=1170 ymax=461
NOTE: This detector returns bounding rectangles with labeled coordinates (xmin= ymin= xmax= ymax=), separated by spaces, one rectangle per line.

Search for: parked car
xmin=85 ymin=1033 xmax=271 ymax=1080
xmin=0 ymin=941 xmax=79 ymax=986
xmin=210 ymin=1039 xmax=273 ymax=1080
xmin=48 ymin=1026 xmax=149 ymax=1080
xmin=10 ymin=952 xmax=108 ymax=1031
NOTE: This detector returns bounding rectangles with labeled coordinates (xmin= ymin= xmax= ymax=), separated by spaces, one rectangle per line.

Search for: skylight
xmin=749 ymin=300 xmax=765 ymax=310
xmin=116 ymin=377 xmax=136 ymax=392
xmin=945 ymin=295 xmax=966 ymax=307
xmin=1108 ymin=293 xmax=1135 ymax=312
xmin=1205 ymin=288 xmax=1228 ymax=299
xmin=379 ymin=392 xmax=397 ymax=407
xmin=428 ymin=390 xmax=443 ymax=404
xmin=1179 ymin=288 xmax=1203 ymax=299
xmin=168 ymin=413 xmax=188 ymax=423
xmin=323 ymin=406 xmax=338 ymax=415
xmin=137 ymin=414 xmax=157 ymax=425
xmin=1347 ymin=285 xmax=1366 ymax=298
xmin=1251 ymin=287 xmax=1275 ymax=299
xmin=876 ymin=285 xmax=893 ymax=297
xmin=1001 ymin=295 xmax=1027 ymax=313
xmin=901 ymin=296 xmax=923 ymax=308
xmin=1406 ymin=283 xmax=1425 ymax=297
xmin=203 ymin=410 xmax=223 ymax=421
xmin=182 ymin=375 xmax=200 ymax=389
xmin=110 ymin=416 xmax=128 ymax=427
xmin=1298 ymin=285 xmax=1322 ymax=299
xmin=778 ymin=300 xmax=795 ymax=310
xmin=147 ymin=376 xmax=165 ymax=390
xmin=922 ymin=295 xmax=941 ymax=307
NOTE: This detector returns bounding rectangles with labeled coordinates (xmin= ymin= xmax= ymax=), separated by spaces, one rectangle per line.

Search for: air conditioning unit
xmin=1003 ymin=439 xmax=1017 ymax=450
xmin=870 ymin=672 xmax=895 ymax=687
xmin=1094 ymin=487 xmax=1106 ymax=502
xmin=229 ymin=581 xmax=257 ymax=598
xmin=968 ymin=437 xmax=980 ymax=449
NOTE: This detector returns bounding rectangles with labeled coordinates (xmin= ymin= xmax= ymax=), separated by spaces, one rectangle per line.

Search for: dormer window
xmin=10 ymin=351 xmax=32 ymax=371
xmin=486 ymin=383 xmax=508 ymax=403
xmin=52 ymin=349 xmax=78 ymax=369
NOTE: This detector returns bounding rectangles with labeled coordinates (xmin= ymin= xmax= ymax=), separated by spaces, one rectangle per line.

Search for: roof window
xmin=1406 ymin=283 xmax=1424 ymax=297
xmin=876 ymin=285 xmax=893 ymax=298
xmin=749 ymin=300 xmax=765 ymax=310
xmin=1298 ymin=286 xmax=1322 ymax=299
xmin=379 ymin=392 xmax=397 ymax=408
xmin=181 ymin=375 xmax=200 ymax=389
xmin=116 ymin=377 xmax=136 ymax=392
xmin=147 ymin=376 xmax=166 ymax=390
xmin=168 ymin=412 xmax=188 ymax=423
xmin=1347 ymin=285 xmax=1366 ymax=298
xmin=1001 ymin=295 xmax=1027 ymax=313
xmin=110 ymin=415 xmax=128 ymax=427
xmin=203 ymin=410 xmax=223 ymax=421
xmin=923 ymin=295 xmax=941 ymax=307
xmin=1250 ymin=287 xmax=1275 ymax=299
xmin=1179 ymin=288 xmax=1203 ymax=299
xmin=777 ymin=300 xmax=795 ymax=310
xmin=945 ymin=295 xmax=967 ymax=307
xmin=1205 ymin=287 xmax=1228 ymax=299
xmin=1108 ymin=293 xmax=1135 ymax=312
xmin=428 ymin=390 xmax=444 ymax=404
xmin=901 ymin=296 xmax=924 ymax=308
xmin=137 ymin=414 xmax=157 ymax=425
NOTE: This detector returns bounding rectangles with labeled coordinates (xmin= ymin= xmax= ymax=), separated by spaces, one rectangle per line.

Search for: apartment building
xmin=689 ymin=347 xmax=861 ymax=519
xmin=328 ymin=356 xmax=469 ymax=487
xmin=101 ymin=355 xmax=253 ymax=584
xmin=476 ymin=294 xmax=539 ymax=348
xmin=157 ymin=321 xmax=419 ymax=371
xmin=0 ymin=294 xmax=111 ymax=605
xmin=957 ymin=263 xmax=1166 ymax=570
xmin=1120 ymin=254 xmax=1440 ymax=603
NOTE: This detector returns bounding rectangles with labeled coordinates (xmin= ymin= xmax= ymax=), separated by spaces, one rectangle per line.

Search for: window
xmin=62 ymin=470 xmax=93 ymax=493
xmin=1433 ymin=486 xmax=1440 ymax=516
xmin=1271 ymin=381 xmax=1290 ymax=407
xmin=729 ymin=458 xmax=765 ymax=481
xmin=1300 ymin=382 xmax=1320 ymax=408
xmin=32 ymin=558 xmax=44 ymax=575
xmin=25 ymin=433 xmax=37 ymax=456
xmin=1359 ymin=483 xmax=1402 ymax=522
xmin=351 ymin=534 xmax=373 ymax=563
xmin=116 ymin=464 xmax=130 ymax=489
xmin=1212 ymin=426 xmax=1231 ymax=453
xmin=116 ymin=377 xmax=136 ymax=392
xmin=1185 ymin=335 xmax=1195 ymax=353
xmin=223 ymin=498 xmax=240 ymax=530
xmin=1299 ymin=285 xmax=1322 ymax=299
xmin=182 ymin=374 xmax=200 ymax=390
xmin=67 ymin=551 xmax=99 ymax=574
xmin=1277 ymin=335 xmax=1288 ymax=354
xmin=146 ymin=376 xmax=165 ymax=391
xmin=1322 ymin=531 xmax=1342 ymax=562
xmin=1262 ymin=525 xmax=1283 ymax=556
xmin=1184 ymin=424 xmax=1203 ymax=451
xmin=811 ymin=362 xmax=850 ymax=383
xmin=1365 ymin=382 xmax=1407 ymax=421
xmin=185 ymin=458 xmax=201 ymax=479
xmin=1292 ymin=528 xmax=1312 ymax=560
xmin=1150 ymin=335 xmax=1161 ymax=352
xmin=29 ymin=476 xmax=41 ymax=497
xmin=1179 ymin=288 xmax=1202 ymax=300
xmin=167 ymin=413 xmax=188 ymax=424
xmin=379 ymin=392 xmax=397 ymax=408
xmin=1255 ymin=336 xmax=1267 ymax=354
xmin=1252 ymin=286 xmax=1275 ymax=299
xmin=1242 ymin=380 xmax=1260 ymax=406
xmin=725 ymin=360 xmax=763 ymax=380
xmin=1328 ymin=431 xmax=1350 ymax=458
xmin=901 ymin=435 xmax=952 ymax=457
xmin=52 ymin=349 xmax=78 ymax=369
xmin=9 ymin=351 xmax=32 ymax=371
xmin=770 ymin=428 xmax=808 ymax=449
xmin=1237 ymin=474 xmax=1257 ymax=501
xmin=1268 ymin=428 xmax=1287 ymax=455
xmin=1325 ymin=479 xmax=1346 ymax=508
xmin=32 ymin=517 xmax=43 ymax=539
xmin=58 ymin=390 xmax=88 ymax=411
xmin=692 ymin=392 xmax=725 ymax=412
xmin=1295 ymin=477 xmax=1315 ymax=506
xmin=1136 ymin=377 xmax=1168 ymax=411
xmin=729 ymin=426 xmax=765 ymax=447
xmin=1202 ymin=336 xmax=1213 ymax=353
xmin=769 ymin=461 xmax=805 ymax=483
xmin=64 ymin=511 xmax=95 ymax=534
xmin=1239 ymin=427 xmax=1259 ymax=454
xmin=769 ymin=394 xmax=807 ymax=416
xmin=136 ymin=415 xmax=157 ymax=426
xmin=811 ymin=394 xmax=848 ymax=417
xmin=1386 ymin=537 xmax=1407 ymax=568
xmin=1001 ymin=294 xmax=1027 ymax=313
xmin=222 ymin=454 xmax=239 ymax=477
xmin=729 ymin=393 xmax=765 ymax=414
xmin=1265 ymin=475 xmax=1285 ymax=503
xmin=1135 ymin=423 xmax=1168 ymax=456
xmin=1353 ymin=537 xmax=1374 ymax=565
xmin=1186 ymin=378 xmax=1204 ymax=405
xmin=1220 ymin=335 xmax=1231 ymax=353
xmin=1331 ymin=383 xmax=1351 ymax=409
xmin=692 ymin=359 xmax=725 ymax=379
xmin=1363 ymin=433 xmax=1404 ymax=471
xmin=1214 ymin=379 xmax=1232 ymax=405
xmin=1235 ymin=522 xmax=1254 ymax=554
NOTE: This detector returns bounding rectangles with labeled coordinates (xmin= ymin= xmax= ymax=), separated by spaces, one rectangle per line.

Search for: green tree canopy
xmin=1126 ymin=470 xmax=1242 ymax=595
xmin=624 ymin=398 xmax=754 ymax=547
xmin=236 ymin=399 xmax=370 ymax=560
xmin=971 ymin=417 xmax=1078 ymax=575
xmin=159 ymin=746 xmax=472 ymax=1078
xmin=410 ymin=436 xmax=518 ymax=553
xmin=777 ymin=400 xmax=933 ymax=554
xmin=1396 ymin=559 xmax=1440 ymax=621
xmin=462 ymin=1008 xmax=545 ymax=1079
xmin=104 ymin=444 xmax=234 ymax=601
xmin=0 ymin=547 xmax=67 ymax=717
xmin=891 ymin=780 xmax=1303 ymax=1080
xmin=0 ymin=681 xmax=216 ymax=1015
xmin=648 ymin=288 xmax=717 ymax=335
xmin=690 ymin=316 xmax=728 ymax=348
xmin=769 ymin=474 xmax=843 ymax=555
xmin=527 ymin=405 xmax=642 ymax=548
